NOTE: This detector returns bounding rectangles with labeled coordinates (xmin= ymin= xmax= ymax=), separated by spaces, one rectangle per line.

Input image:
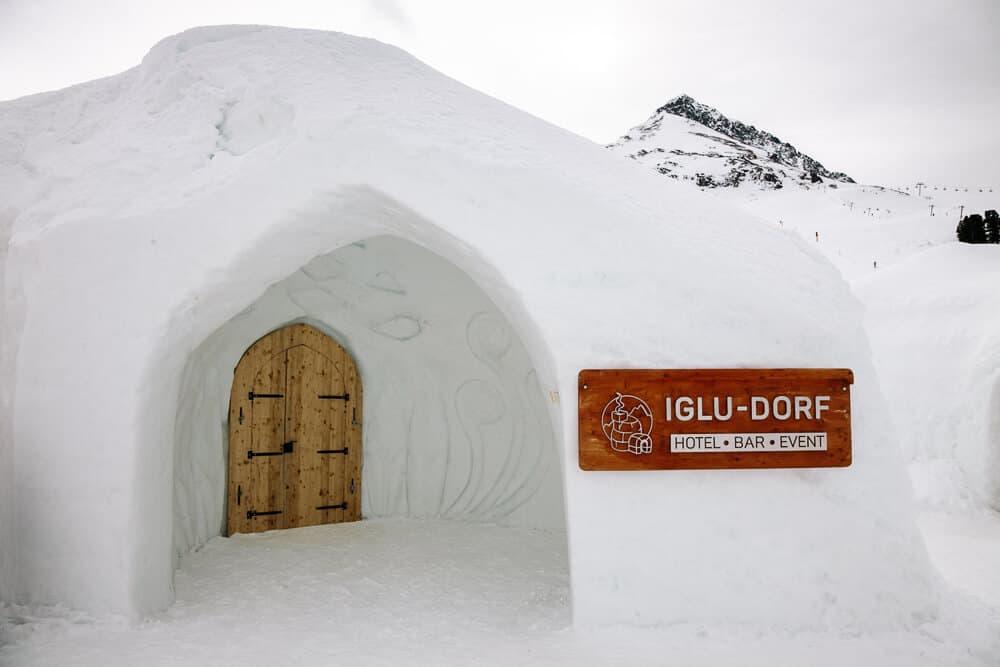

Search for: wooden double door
xmin=227 ymin=323 xmax=362 ymax=535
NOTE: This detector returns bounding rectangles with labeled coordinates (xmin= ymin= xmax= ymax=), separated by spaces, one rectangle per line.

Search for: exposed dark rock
xmin=608 ymin=94 xmax=854 ymax=191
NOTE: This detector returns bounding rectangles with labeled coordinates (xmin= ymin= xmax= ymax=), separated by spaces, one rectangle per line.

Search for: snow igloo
xmin=0 ymin=26 xmax=941 ymax=629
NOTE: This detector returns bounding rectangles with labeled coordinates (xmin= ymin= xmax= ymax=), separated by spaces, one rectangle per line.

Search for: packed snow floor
xmin=2 ymin=518 xmax=998 ymax=666
xmin=918 ymin=510 xmax=1000 ymax=610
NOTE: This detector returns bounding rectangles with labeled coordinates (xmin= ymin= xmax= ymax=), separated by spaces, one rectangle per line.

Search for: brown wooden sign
xmin=578 ymin=369 xmax=853 ymax=470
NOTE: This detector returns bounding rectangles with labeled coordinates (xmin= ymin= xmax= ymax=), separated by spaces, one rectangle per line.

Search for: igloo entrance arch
xmin=172 ymin=235 xmax=567 ymax=561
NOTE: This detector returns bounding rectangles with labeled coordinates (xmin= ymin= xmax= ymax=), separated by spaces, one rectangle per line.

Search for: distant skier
xmin=815 ymin=231 xmax=819 ymax=242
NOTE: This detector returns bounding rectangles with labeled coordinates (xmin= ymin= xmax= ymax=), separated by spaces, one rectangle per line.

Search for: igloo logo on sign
xmin=601 ymin=392 xmax=653 ymax=455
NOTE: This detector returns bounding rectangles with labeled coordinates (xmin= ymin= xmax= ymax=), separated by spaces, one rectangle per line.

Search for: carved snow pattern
xmin=448 ymin=379 xmax=507 ymax=516
xmin=466 ymin=311 xmax=511 ymax=373
xmin=447 ymin=312 xmax=554 ymax=522
xmin=371 ymin=315 xmax=422 ymax=340
xmin=366 ymin=270 xmax=406 ymax=295
xmin=301 ymin=255 xmax=346 ymax=281
xmin=489 ymin=369 xmax=555 ymax=519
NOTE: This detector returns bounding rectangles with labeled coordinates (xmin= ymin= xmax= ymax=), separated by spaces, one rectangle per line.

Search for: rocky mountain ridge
xmin=608 ymin=94 xmax=854 ymax=190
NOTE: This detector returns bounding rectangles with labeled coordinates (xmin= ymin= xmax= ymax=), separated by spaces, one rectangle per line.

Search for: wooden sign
xmin=578 ymin=369 xmax=853 ymax=470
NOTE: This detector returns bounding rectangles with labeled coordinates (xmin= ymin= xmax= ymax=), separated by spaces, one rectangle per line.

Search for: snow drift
xmin=0 ymin=26 xmax=939 ymax=629
xmin=857 ymin=243 xmax=1000 ymax=510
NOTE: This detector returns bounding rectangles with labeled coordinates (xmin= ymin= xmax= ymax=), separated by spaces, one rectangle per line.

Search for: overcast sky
xmin=1 ymin=0 xmax=997 ymax=186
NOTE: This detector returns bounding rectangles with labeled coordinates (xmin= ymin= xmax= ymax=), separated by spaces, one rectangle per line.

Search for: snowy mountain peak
xmin=657 ymin=93 xmax=713 ymax=118
xmin=609 ymin=95 xmax=854 ymax=190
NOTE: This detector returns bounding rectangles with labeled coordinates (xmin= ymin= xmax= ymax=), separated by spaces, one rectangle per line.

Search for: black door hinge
xmin=248 ymin=449 xmax=282 ymax=459
xmin=317 ymin=447 xmax=349 ymax=455
xmin=248 ymin=441 xmax=295 ymax=459
xmin=318 ymin=393 xmax=350 ymax=401
xmin=248 ymin=392 xmax=283 ymax=401
xmin=316 ymin=503 xmax=348 ymax=511
xmin=247 ymin=510 xmax=282 ymax=519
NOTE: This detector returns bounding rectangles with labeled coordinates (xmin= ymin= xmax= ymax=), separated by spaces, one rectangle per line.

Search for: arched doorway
xmin=226 ymin=323 xmax=362 ymax=535
xmin=172 ymin=235 xmax=566 ymax=560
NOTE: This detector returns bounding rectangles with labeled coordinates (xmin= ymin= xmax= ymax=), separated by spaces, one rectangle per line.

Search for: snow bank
xmin=713 ymin=182 xmax=998 ymax=511
xmin=0 ymin=208 xmax=15 ymax=605
xmin=856 ymin=243 xmax=1000 ymax=510
xmin=0 ymin=25 xmax=939 ymax=629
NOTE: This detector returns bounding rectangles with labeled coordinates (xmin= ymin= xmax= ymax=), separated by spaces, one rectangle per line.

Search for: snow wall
xmin=0 ymin=210 xmax=16 ymax=605
xmin=857 ymin=244 xmax=1000 ymax=511
xmin=0 ymin=26 xmax=941 ymax=629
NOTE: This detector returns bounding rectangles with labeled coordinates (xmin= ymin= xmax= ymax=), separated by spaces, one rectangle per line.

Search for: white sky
xmin=1 ymin=0 xmax=997 ymax=187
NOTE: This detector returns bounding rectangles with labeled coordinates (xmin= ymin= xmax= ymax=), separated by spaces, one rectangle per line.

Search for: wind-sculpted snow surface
xmin=0 ymin=26 xmax=940 ymax=633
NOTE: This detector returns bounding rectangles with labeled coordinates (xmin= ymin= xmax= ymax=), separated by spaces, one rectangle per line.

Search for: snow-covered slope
xmin=729 ymin=185 xmax=1000 ymax=511
xmin=608 ymin=94 xmax=854 ymax=190
xmin=735 ymin=183 xmax=952 ymax=278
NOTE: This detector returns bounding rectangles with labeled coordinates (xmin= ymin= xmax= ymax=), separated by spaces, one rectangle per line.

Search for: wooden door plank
xmin=244 ymin=352 xmax=287 ymax=531
xmin=327 ymin=342 xmax=347 ymax=525
xmin=284 ymin=345 xmax=305 ymax=528
xmin=228 ymin=327 xmax=288 ymax=535
xmin=316 ymin=348 xmax=343 ymax=525
xmin=286 ymin=344 xmax=339 ymax=528
xmin=227 ymin=352 xmax=254 ymax=535
xmin=344 ymin=348 xmax=362 ymax=522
